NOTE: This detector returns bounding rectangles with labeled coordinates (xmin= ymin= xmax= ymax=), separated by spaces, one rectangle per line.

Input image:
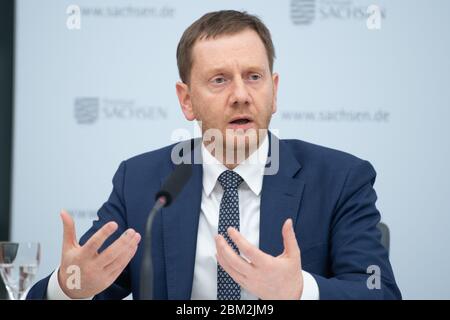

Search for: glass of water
xmin=0 ymin=242 xmax=41 ymax=300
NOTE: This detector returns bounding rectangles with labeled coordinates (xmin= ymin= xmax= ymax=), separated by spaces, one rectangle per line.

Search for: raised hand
xmin=58 ymin=210 xmax=141 ymax=299
xmin=215 ymin=218 xmax=303 ymax=300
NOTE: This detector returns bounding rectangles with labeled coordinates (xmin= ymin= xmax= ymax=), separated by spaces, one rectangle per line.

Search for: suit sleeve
xmin=310 ymin=160 xmax=402 ymax=300
xmin=27 ymin=161 xmax=132 ymax=300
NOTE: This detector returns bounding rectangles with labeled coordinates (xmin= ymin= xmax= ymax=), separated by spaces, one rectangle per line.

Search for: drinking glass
xmin=0 ymin=242 xmax=41 ymax=300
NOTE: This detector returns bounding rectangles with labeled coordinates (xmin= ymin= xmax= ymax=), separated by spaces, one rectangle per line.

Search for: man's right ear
xmin=176 ymin=81 xmax=195 ymax=121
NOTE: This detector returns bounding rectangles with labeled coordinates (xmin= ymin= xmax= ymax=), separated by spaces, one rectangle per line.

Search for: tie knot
xmin=218 ymin=170 xmax=243 ymax=190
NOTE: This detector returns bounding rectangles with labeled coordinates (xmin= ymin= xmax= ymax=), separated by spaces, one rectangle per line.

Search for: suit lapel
xmin=260 ymin=134 xmax=305 ymax=257
xmin=162 ymin=139 xmax=203 ymax=299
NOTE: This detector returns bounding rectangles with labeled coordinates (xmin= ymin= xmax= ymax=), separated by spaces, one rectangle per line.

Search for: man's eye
xmin=249 ymin=74 xmax=261 ymax=81
xmin=212 ymin=77 xmax=226 ymax=84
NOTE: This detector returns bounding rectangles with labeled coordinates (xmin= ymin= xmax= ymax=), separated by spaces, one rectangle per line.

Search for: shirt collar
xmin=201 ymin=135 xmax=269 ymax=197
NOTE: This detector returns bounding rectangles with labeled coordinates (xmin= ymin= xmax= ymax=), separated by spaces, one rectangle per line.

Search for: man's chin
xmin=202 ymin=126 xmax=267 ymax=165
xmin=225 ymin=128 xmax=259 ymax=147
xmin=222 ymin=129 xmax=261 ymax=162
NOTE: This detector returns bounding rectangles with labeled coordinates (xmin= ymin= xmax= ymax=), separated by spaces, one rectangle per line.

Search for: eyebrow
xmin=205 ymin=66 xmax=266 ymax=76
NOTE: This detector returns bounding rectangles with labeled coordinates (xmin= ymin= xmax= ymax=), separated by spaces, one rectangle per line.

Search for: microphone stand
xmin=139 ymin=163 xmax=192 ymax=300
xmin=139 ymin=196 xmax=166 ymax=300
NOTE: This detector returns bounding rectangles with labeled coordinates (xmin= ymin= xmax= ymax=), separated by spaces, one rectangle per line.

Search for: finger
xmin=106 ymin=245 xmax=138 ymax=279
xmin=82 ymin=221 xmax=119 ymax=256
xmin=215 ymin=235 xmax=253 ymax=276
xmin=97 ymin=229 xmax=139 ymax=267
xmin=105 ymin=233 xmax=141 ymax=276
xmin=216 ymin=253 xmax=247 ymax=288
xmin=61 ymin=210 xmax=77 ymax=249
xmin=227 ymin=227 xmax=269 ymax=266
xmin=282 ymin=219 xmax=300 ymax=257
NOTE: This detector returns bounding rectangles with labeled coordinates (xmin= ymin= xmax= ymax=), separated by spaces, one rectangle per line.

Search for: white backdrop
xmin=11 ymin=0 xmax=450 ymax=299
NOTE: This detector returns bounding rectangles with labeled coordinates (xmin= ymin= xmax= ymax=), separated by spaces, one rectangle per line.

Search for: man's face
xmin=176 ymin=29 xmax=279 ymax=158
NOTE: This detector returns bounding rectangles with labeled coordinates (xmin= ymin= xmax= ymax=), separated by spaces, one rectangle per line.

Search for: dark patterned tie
xmin=217 ymin=170 xmax=243 ymax=300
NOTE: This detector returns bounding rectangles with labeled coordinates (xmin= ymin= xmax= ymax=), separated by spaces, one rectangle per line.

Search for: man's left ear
xmin=176 ymin=81 xmax=195 ymax=121
xmin=272 ymin=73 xmax=279 ymax=114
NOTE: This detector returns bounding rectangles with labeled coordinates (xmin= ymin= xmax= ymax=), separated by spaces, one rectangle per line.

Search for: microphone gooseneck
xmin=139 ymin=164 xmax=192 ymax=300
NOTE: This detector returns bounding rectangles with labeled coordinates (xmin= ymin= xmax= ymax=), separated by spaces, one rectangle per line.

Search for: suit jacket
xmin=27 ymin=133 xmax=401 ymax=300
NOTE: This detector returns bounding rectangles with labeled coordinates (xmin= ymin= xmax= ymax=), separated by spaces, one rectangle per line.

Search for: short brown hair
xmin=176 ymin=10 xmax=276 ymax=84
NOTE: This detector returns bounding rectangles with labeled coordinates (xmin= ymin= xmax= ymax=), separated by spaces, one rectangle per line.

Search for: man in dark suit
xmin=27 ymin=10 xmax=401 ymax=300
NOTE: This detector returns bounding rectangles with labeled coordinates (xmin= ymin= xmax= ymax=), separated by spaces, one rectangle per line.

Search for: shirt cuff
xmin=300 ymin=271 xmax=320 ymax=300
xmin=47 ymin=267 xmax=93 ymax=300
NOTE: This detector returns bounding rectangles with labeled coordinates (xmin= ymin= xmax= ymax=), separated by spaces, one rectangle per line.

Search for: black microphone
xmin=139 ymin=163 xmax=192 ymax=300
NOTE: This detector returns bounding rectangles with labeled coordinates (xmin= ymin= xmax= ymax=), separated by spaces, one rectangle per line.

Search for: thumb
xmin=60 ymin=209 xmax=77 ymax=249
xmin=282 ymin=219 xmax=300 ymax=257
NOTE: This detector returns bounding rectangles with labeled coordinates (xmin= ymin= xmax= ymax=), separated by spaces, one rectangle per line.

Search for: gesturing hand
xmin=215 ymin=218 xmax=303 ymax=300
xmin=58 ymin=210 xmax=141 ymax=299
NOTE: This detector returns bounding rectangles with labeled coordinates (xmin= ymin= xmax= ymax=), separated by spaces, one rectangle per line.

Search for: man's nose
xmin=230 ymin=78 xmax=251 ymax=106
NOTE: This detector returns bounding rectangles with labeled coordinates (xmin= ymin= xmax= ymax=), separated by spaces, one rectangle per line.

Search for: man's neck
xmin=202 ymin=132 xmax=268 ymax=169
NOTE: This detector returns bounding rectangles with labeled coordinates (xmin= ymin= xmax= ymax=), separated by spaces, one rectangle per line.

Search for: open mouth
xmin=230 ymin=118 xmax=251 ymax=125
xmin=227 ymin=115 xmax=254 ymax=130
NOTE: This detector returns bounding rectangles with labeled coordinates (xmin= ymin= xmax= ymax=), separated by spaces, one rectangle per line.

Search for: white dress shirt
xmin=47 ymin=136 xmax=319 ymax=299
